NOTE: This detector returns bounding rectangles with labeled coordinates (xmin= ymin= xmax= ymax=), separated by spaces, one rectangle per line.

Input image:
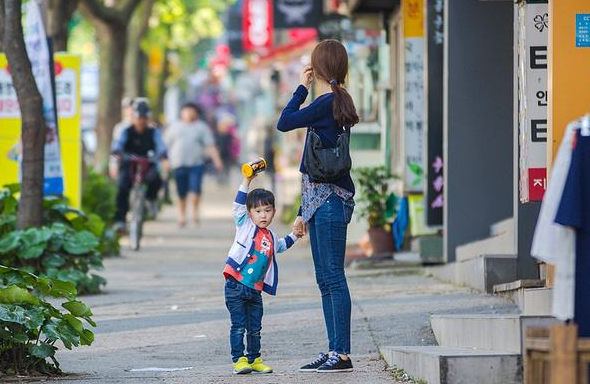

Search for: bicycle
xmin=124 ymin=153 xmax=157 ymax=251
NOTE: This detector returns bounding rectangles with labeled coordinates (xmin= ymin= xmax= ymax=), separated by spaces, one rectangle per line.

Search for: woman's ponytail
xmin=331 ymin=82 xmax=359 ymax=129
xmin=312 ymin=40 xmax=360 ymax=129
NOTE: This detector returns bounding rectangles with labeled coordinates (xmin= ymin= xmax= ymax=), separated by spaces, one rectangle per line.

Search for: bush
xmin=0 ymin=265 xmax=95 ymax=375
xmin=0 ymin=185 xmax=106 ymax=295
xmin=82 ymin=170 xmax=120 ymax=256
xmin=82 ymin=169 xmax=116 ymax=224
xmin=281 ymin=195 xmax=301 ymax=225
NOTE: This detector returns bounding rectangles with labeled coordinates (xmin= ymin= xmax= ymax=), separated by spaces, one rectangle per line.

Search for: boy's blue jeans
xmin=225 ymin=278 xmax=263 ymax=363
xmin=308 ymin=193 xmax=353 ymax=355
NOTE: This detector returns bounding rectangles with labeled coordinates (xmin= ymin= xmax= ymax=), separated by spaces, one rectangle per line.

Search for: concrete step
xmin=522 ymin=287 xmax=553 ymax=316
xmin=430 ymin=314 xmax=560 ymax=353
xmin=493 ymin=280 xmax=546 ymax=310
xmin=456 ymin=233 xmax=515 ymax=262
xmin=493 ymin=281 xmax=553 ymax=316
xmin=455 ymin=254 xmax=517 ymax=293
xmin=490 ymin=217 xmax=514 ymax=236
xmin=426 ymin=255 xmax=518 ymax=293
xmin=380 ymin=346 xmax=521 ymax=384
xmin=425 ymin=262 xmax=456 ymax=284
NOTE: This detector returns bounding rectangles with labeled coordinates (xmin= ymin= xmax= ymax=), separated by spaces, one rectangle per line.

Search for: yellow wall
xmin=548 ymin=0 xmax=590 ymax=162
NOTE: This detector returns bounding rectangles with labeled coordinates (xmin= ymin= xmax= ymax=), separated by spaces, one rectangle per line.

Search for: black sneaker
xmin=316 ymin=353 xmax=353 ymax=373
xmin=299 ymin=353 xmax=329 ymax=372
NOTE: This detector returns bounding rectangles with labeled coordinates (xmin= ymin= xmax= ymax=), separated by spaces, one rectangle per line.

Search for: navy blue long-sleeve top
xmin=277 ymin=85 xmax=355 ymax=195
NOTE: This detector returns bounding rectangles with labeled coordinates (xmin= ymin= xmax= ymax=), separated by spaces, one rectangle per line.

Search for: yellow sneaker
xmin=233 ymin=357 xmax=252 ymax=374
xmin=250 ymin=357 xmax=273 ymax=374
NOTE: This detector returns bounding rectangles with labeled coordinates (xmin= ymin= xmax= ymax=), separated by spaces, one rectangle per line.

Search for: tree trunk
xmin=79 ymin=0 xmax=143 ymax=173
xmin=2 ymin=0 xmax=46 ymax=228
xmin=153 ymin=49 xmax=169 ymax=123
xmin=124 ymin=0 xmax=154 ymax=98
xmin=47 ymin=0 xmax=79 ymax=52
xmin=94 ymin=22 xmax=127 ymax=172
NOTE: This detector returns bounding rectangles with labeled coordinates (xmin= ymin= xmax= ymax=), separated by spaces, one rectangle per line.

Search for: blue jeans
xmin=224 ymin=278 xmax=264 ymax=363
xmin=308 ymin=193 xmax=353 ymax=355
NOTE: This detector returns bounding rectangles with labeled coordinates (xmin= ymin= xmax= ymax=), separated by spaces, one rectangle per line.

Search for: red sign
xmin=243 ymin=0 xmax=273 ymax=53
xmin=528 ymin=168 xmax=547 ymax=201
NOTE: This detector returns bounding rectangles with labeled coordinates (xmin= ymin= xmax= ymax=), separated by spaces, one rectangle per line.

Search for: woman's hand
xmin=293 ymin=216 xmax=306 ymax=237
xmin=299 ymin=66 xmax=313 ymax=90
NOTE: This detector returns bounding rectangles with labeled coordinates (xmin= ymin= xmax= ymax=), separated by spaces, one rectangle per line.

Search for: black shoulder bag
xmin=303 ymin=127 xmax=352 ymax=183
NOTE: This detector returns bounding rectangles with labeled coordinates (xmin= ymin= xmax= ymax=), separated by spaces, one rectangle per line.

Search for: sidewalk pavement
xmin=28 ymin=177 xmax=519 ymax=384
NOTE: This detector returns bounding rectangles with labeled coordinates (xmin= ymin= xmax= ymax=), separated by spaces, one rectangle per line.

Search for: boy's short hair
xmin=246 ymin=189 xmax=275 ymax=210
xmin=181 ymin=102 xmax=201 ymax=115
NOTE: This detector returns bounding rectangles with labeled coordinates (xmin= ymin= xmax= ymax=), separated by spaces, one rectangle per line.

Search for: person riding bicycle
xmin=111 ymin=98 xmax=168 ymax=232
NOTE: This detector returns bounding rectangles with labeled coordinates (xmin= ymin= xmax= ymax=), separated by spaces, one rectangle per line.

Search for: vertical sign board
xmin=575 ymin=14 xmax=590 ymax=47
xmin=403 ymin=0 xmax=425 ymax=193
xmin=518 ymin=1 xmax=548 ymax=202
xmin=242 ymin=0 xmax=273 ymax=54
xmin=23 ymin=1 xmax=64 ymax=196
xmin=226 ymin=0 xmax=244 ymax=57
xmin=0 ymin=54 xmax=82 ymax=208
xmin=425 ymin=0 xmax=444 ymax=226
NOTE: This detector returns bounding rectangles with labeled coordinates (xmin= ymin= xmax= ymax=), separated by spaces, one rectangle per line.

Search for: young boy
xmin=223 ymin=175 xmax=302 ymax=374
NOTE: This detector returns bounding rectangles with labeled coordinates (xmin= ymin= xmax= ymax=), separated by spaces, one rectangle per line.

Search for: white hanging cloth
xmin=531 ymin=119 xmax=578 ymax=320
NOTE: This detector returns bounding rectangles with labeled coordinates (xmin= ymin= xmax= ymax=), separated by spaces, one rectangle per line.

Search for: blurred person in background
xmin=113 ymin=97 xmax=135 ymax=142
xmin=215 ymin=113 xmax=239 ymax=185
xmin=111 ymin=98 xmax=168 ymax=231
xmin=109 ymin=97 xmax=135 ymax=179
xmin=164 ymin=102 xmax=223 ymax=227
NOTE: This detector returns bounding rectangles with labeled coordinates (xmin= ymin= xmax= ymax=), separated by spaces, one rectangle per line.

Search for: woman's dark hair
xmin=311 ymin=39 xmax=360 ymax=129
xmin=246 ymin=189 xmax=275 ymax=210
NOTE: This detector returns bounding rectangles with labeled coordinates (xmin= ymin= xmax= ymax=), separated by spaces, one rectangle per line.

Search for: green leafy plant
xmin=82 ymin=170 xmax=120 ymax=256
xmin=82 ymin=170 xmax=116 ymax=225
xmin=281 ymin=195 xmax=302 ymax=225
xmin=0 ymin=185 xmax=107 ymax=295
xmin=0 ymin=265 xmax=95 ymax=375
xmin=355 ymin=166 xmax=398 ymax=229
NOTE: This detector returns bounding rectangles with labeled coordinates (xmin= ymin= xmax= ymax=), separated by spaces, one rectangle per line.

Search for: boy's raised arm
xmin=233 ymin=177 xmax=252 ymax=226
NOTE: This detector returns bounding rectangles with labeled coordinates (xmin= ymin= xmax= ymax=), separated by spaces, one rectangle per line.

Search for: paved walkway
xmin=31 ymin=178 xmax=518 ymax=384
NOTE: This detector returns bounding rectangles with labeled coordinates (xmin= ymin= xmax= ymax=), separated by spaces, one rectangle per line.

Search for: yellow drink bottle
xmin=241 ymin=157 xmax=267 ymax=178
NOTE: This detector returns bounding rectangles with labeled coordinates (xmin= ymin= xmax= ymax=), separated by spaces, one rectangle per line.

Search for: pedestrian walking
xmin=222 ymin=173 xmax=302 ymax=374
xmin=163 ymin=102 xmax=223 ymax=227
xmin=276 ymin=39 xmax=359 ymax=373
xmin=215 ymin=113 xmax=239 ymax=185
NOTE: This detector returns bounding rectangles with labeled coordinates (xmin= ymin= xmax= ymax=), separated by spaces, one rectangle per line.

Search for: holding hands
xmin=293 ymin=216 xmax=306 ymax=238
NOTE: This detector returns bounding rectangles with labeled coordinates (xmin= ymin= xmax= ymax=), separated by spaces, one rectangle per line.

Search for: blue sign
xmin=576 ymin=14 xmax=590 ymax=48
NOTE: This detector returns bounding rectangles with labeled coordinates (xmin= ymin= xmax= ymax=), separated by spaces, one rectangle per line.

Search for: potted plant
xmin=355 ymin=166 xmax=397 ymax=257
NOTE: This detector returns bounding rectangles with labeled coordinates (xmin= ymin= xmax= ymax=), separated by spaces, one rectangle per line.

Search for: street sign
xmin=273 ymin=0 xmax=322 ymax=29
xmin=403 ymin=0 xmax=425 ymax=193
xmin=425 ymin=0 xmax=444 ymax=226
xmin=24 ymin=0 xmax=64 ymax=196
xmin=518 ymin=1 xmax=548 ymax=202
xmin=576 ymin=14 xmax=590 ymax=47
xmin=243 ymin=0 xmax=273 ymax=54
xmin=0 ymin=54 xmax=82 ymax=208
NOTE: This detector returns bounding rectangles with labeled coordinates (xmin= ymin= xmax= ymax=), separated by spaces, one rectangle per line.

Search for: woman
xmin=277 ymin=39 xmax=359 ymax=373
